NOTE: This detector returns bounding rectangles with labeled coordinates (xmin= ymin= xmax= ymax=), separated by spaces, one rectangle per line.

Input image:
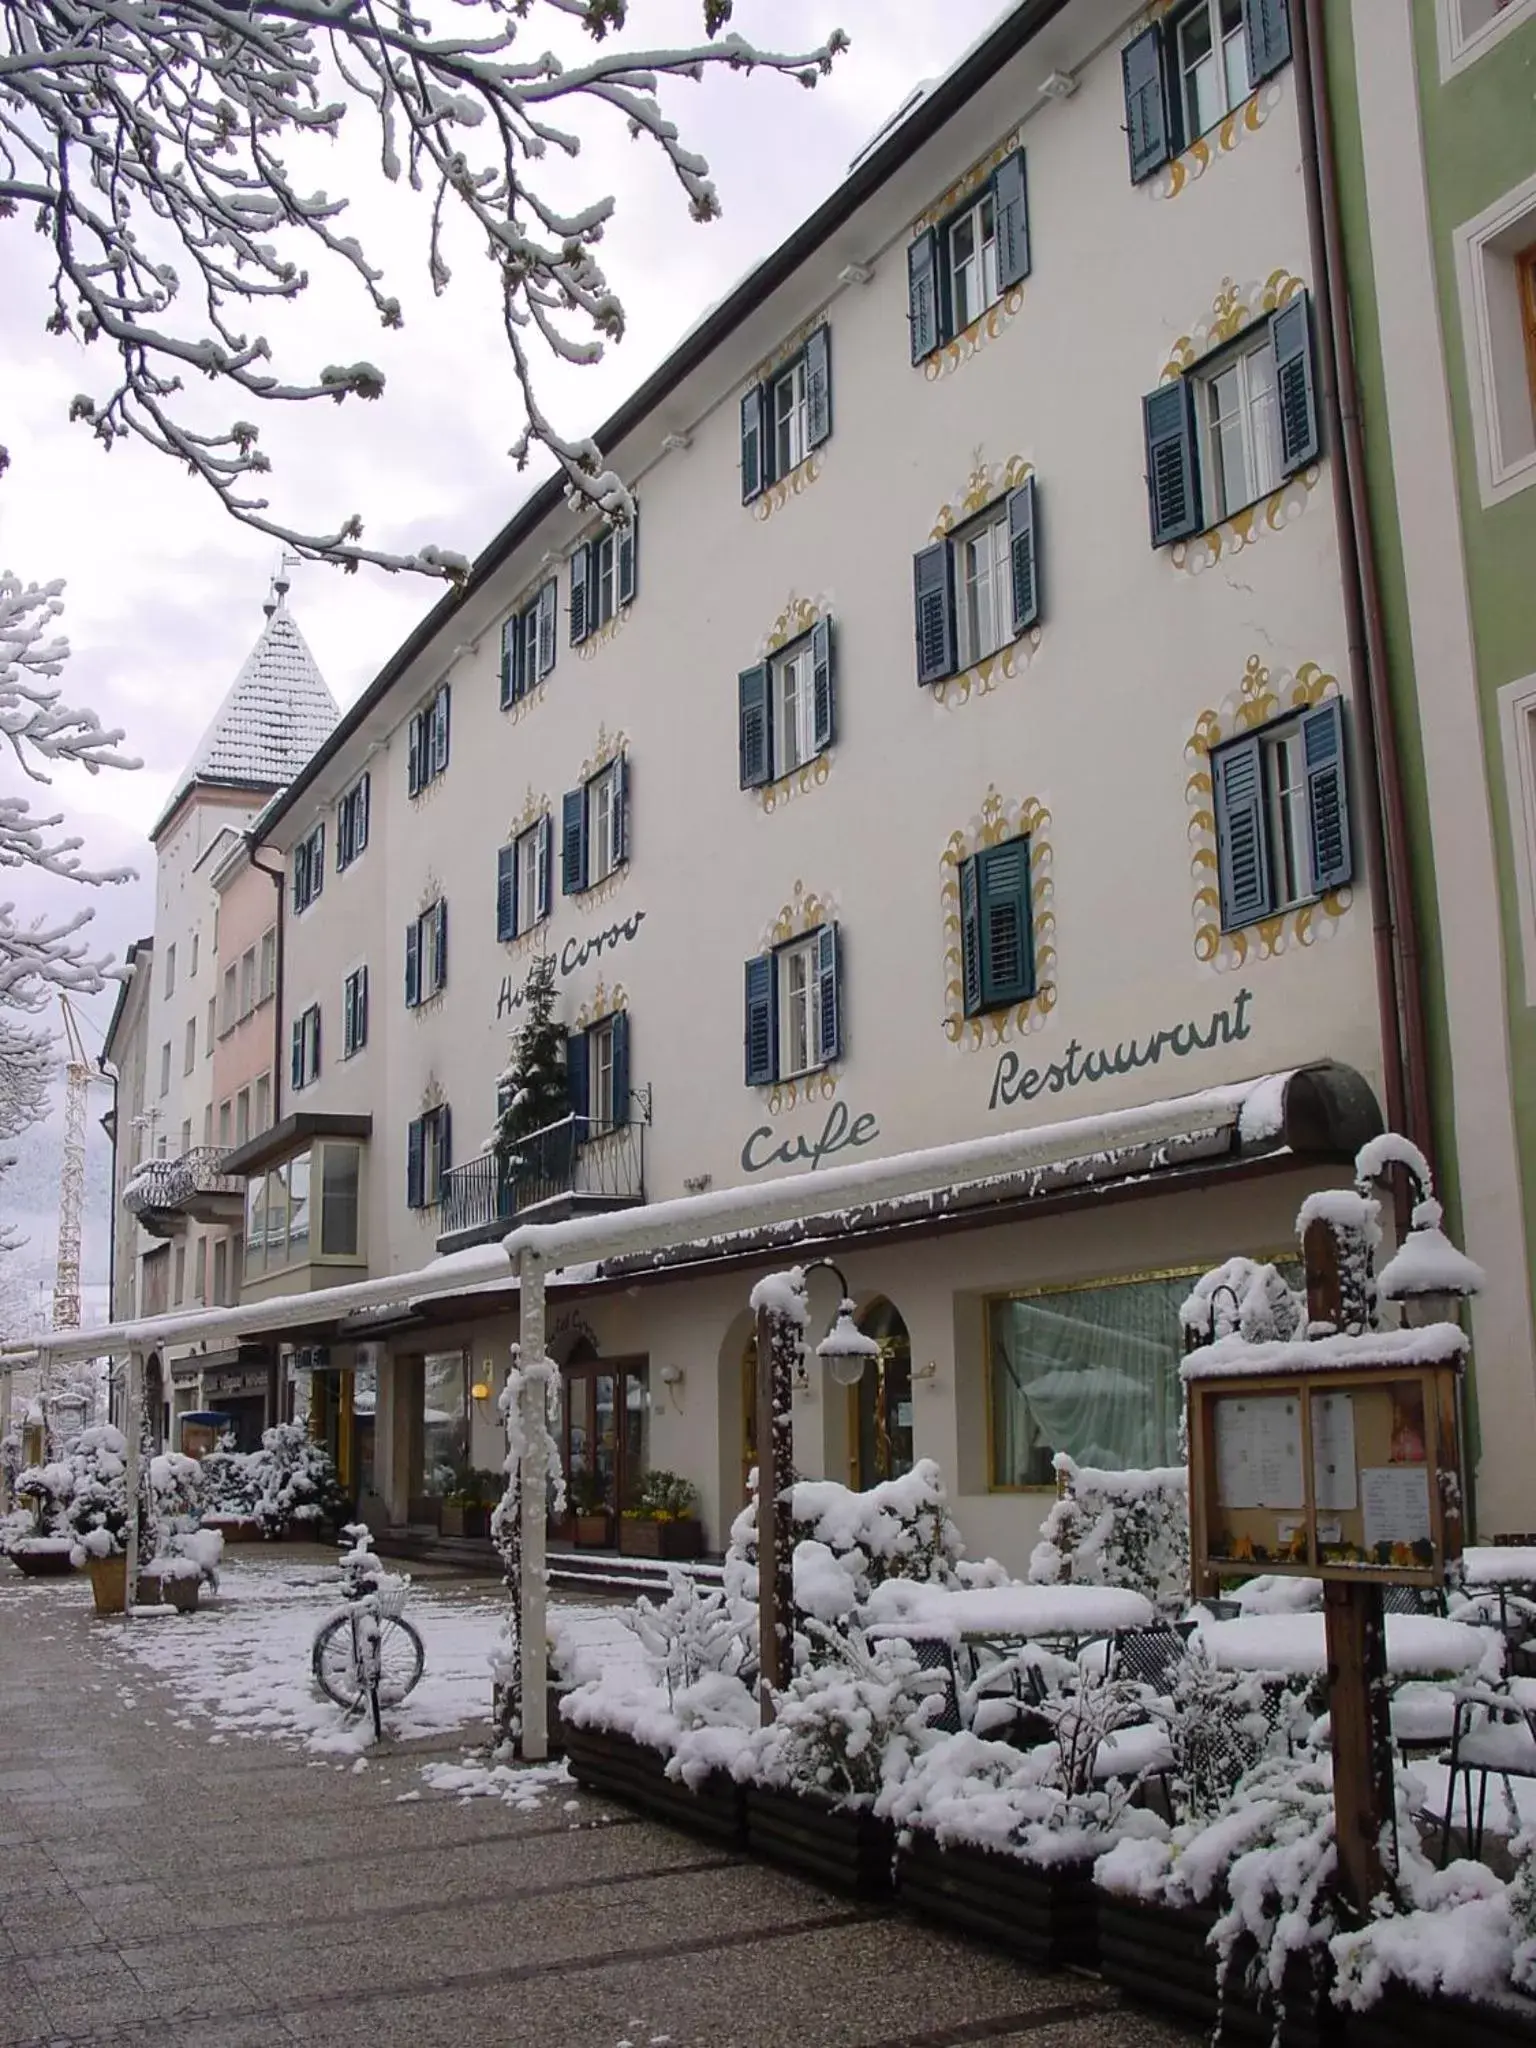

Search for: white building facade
xmin=250 ymin=0 xmax=1398 ymax=1571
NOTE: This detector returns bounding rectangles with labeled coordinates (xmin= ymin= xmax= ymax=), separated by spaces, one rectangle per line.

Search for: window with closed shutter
xmin=960 ymin=838 xmax=1035 ymax=1015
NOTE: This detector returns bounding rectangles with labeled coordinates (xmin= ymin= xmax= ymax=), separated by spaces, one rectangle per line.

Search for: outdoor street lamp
xmin=800 ymin=1259 xmax=881 ymax=1387
xmin=1376 ymin=1196 xmax=1485 ymax=1330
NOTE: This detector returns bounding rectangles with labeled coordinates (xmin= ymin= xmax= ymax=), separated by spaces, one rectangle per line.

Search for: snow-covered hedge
xmin=63 ymin=1424 xmax=130 ymax=1560
xmin=245 ymin=1424 xmax=344 ymax=1537
xmin=737 ymin=1622 xmax=943 ymax=1809
xmin=1029 ymin=1455 xmax=1189 ymax=1616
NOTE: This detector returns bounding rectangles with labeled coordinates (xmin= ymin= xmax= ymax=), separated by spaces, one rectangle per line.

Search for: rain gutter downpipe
xmin=1293 ymin=0 xmax=1433 ymax=1167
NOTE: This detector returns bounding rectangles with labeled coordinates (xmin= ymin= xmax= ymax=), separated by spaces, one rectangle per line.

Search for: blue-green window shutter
xmin=1302 ymin=700 xmax=1352 ymax=894
xmin=1122 ymin=26 xmax=1172 ymax=183
xmin=738 ymin=666 xmax=771 ymax=788
xmin=357 ymin=967 xmax=368 ymax=1050
xmin=1243 ymin=0 xmax=1291 ymax=83
xmin=496 ymin=844 xmax=516 ymax=942
xmin=436 ymin=1104 xmax=452 ymax=1185
xmin=292 ymin=839 xmax=307 ymax=912
xmin=570 ymin=543 xmax=591 ymax=645
xmin=406 ymin=713 xmax=421 ymax=797
xmin=993 ymin=152 xmax=1030 ymax=290
xmin=406 ymin=1118 xmax=425 ymax=1209
xmin=959 ymin=856 xmax=983 ymax=1017
xmin=357 ymin=774 xmax=370 ymax=854
xmin=618 ymin=509 xmax=638 ymax=608
xmin=1271 ymin=292 xmax=1319 ymax=474
xmin=610 ymin=1011 xmax=631 ymax=1126
xmin=978 ymin=838 xmax=1035 ymax=1008
xmin=744 ymin=955 xmax=776 ymax=1087
xmin=907 ymin=229 xmax=940 ymax=363
xmin=342 ymin=974 xmax=353 ymax=1056
xmin=500 ymin=614 xmax=519 ymax=708
xmin=914 ymin=541 xmax=957 ymax=684
xmin=613 ymin=753 xmax=629 ymax=865
xmin=1214 ymin=734 xmax=1273 ymax=929
xmin=805 ymin=326 xmax=832 ymax=448
xmin=741 ymin=388 xmax=766 ymax=503
xmin=536 ymin=579 xmax=557 ymax=680
xmin=432 ymin=900 xmax=447 ymax=991
xmin=291 ymin=1017 xmax=303 ymax=1092
xmin=537 ymin=813 xmax=553 ymax=921
xmin=811 ymin=617 xmax=835 ymax=753
xmin=567 ymin=1029 xmax=590 ymax=1127
xmin=1143 ymin=380 xmax=1202 ymax=546
xmin=561 ymin=788 xmax=587 ymax=895
xmin=815 ymin=923 xmax=841 ymax=1065
xmin=309 ymin=1006 xmax=321 ymax=1080
xmin=405 ymin=918 xmax=422 ymax=1007
xmin=1006 ymin=476 xmax=1039 ymax=634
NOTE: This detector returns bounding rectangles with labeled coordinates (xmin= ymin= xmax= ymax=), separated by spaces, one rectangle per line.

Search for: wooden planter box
xmin=1346 ymin=1985 xmax=1536 ymax=2047
xmin=85 ymin=1553 xmax=128 ymax=1616
xmin=9 ymin=1542 xmax=75 ymax=1577
xmin=619 ymin=1517 xmax=705 ymax=1560
xmin=561 ymin=1718 xmax=745 ymax=1845
xmin=895 ymin=1831 xmax=1096 ymax=1970
xmin=574 ymin=1513 xmax=614 ymax=1549
xmin=1097 ymin=1894 xmax=1341 ymax=2048
xmin=744 ymin=1783 xmax=894 ymax=1899
xmin=203 ymin=1515 xmax=262 ymax=1543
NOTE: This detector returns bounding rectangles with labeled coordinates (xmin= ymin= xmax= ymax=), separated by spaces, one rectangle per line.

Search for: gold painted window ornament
xmin=915 ymin=457 xmax=1040 ymax=704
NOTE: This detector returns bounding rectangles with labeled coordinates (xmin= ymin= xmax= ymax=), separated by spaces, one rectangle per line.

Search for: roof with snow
xmin=151 ymin=579 xmax=339 ymax=841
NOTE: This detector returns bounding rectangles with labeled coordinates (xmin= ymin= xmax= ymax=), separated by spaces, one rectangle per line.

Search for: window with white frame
xmin=255 ymin=1072 xmax=271 ymax=1132
xmin=205 ymin=996 xmax=215 ymax=1058
xmin=342 ymin=965 xmax=369 ymax=1057
xmin=1454 ymin=171 xmax=1536 ymax=507
xmin=407 ymin=685 xmax=451 ymax=797
xmin=567 ymin=1011 xmax=630 ymax=1138
xmin=560 ymin=758 xmax=628 ymax=894
xmin=739 ymin=620 xmax=836 ymax=789
xmin=1200 ymin=329 xmax=1282 ymax=522
xmin=496 ymin=815 xmax=553 ymax=941
xmin=180 ymin=1119 xmax=192 ymax=1157
xmin=164 ymin=942 xmax=176 ymax=999
xmin=949 ymin=187 xmax=1000 ymax=335
xmin=743 ymin=925 xmax=842 ymax=1086
xmin=1439 ymin=0 xmax=1536 ymax=78
xmin=1211 ymin=700 xmax=1354 ymax=930
xmin=740 ymin=328 xmax=832 ymax=502
xmin=235 ymin=1090 xmax=250 ymax=1147
xmin=189 ymin=932 xmax=199 ymax=979
xmin=159 ymin=1041 xmax=170 ymax=1097
xmin=1174 ymin=0 xmax=1249 ymax=141
xmin=291 ymin=1003 xmax=321 ymax=1091
xmin=405 ymin=900 xmax=448 ymax=1007
xmin=220 ymin=964 xmax=237 ymax=1035
xmin=337 ymin=773 xmax=370 ymax=870
xmin=590 ymin=1017 xmax=618 ymax=1134
xmin=1498 ymin=673 xmax=1536 ymax=1007
xmin=1122 ymin=1 xmax=1290 ymax=185
xmin=501 ymin=581 xmax=558 ymax=709
xmin=773 ymin=644 xmax=816 ymax=780
xmin=773 ymin=356 xmax=811 ymax=479
xmin=259 ymin=927 xmax=276 ymax=1002
xmin=183 ymin=1018 xmax=196 ymax=1075
xmin=293 ymin=822 xmax=325 ymax=912
xmin=569 ymin=512 xmax=638 ymax=644
xmin=240 ymin=947 xmax=256 ymax=1018
xmin=218 ymin=1100 xmax=232 ymax=1151
xmin=913 ymin=481 xmax=1039 ymax=687
xmin=406 ymin=1104 xmax=452 ymax=1208
xmin=202 ymin=1103 xmax=212 ymax=1148
xmin=907 ymin=154 xmax=1029 ymax=361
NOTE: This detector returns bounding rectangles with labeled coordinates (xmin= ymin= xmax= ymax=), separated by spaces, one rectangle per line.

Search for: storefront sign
xmin=496 ymin=910 xmax=646 ymax=1018
xmin=988 ymin=988 xmax=1255 ymax=1111
xmin=741 ymin=1100 xmax=881 ymax=1174
xmin=203 ymin=1367 xmax=270 ymax=1399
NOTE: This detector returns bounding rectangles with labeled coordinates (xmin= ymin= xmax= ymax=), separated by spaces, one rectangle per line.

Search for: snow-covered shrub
xmin=149 ymin=1451 xmax=205 ymax=1532
xmin=627 ymin=1568 xmax=750 ymax=1708
xmin=199 ymin=1442 xmax=259 ymax=1518
xmin=12 ymin=1459 xmax=73 ymax=1538
xmin=1029 ymin=1455 xmax=1189 ymax=1615
xmin=1181 ymin=1258 xmax=1306 ymax=1347
xmin=63 ymin=1424 xmax=130 ymax=1560
xmin=1158 ymin=1651 xmax=1301 ymax=1824
xmin=247 ymin=1423 xmax=344 ymax=1537
xmin=740 ymin=1621 xmax=947 ymax=1809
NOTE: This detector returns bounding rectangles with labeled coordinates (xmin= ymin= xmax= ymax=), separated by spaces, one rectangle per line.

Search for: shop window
xmin=320 ymin=1145 xmax=361 ymax=1257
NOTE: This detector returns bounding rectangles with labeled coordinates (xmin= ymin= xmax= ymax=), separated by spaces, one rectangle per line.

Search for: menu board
xmin=1214 ymin=1395 xmax=1305 ymax=1511
xmin=1361 ymin=1465 xmax=1432 ymax=1555
xmin=1311 ymin=1392 xmax=1358 ymax=1513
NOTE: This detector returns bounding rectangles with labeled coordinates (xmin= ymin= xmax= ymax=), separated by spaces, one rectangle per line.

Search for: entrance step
xmin=549 ymin=1549 xmax=726 ymax=1599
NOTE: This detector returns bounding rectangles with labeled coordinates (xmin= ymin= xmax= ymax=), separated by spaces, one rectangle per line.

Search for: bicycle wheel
xmin=372 ymin=1615 xmax=425 ymax=1706
xmin=312 ymin=1613 xmax=367 ymax=1712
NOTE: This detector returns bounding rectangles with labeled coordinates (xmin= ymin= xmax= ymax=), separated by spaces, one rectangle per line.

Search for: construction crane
xmin=52 ymin=993 xmax=93 ymax=1332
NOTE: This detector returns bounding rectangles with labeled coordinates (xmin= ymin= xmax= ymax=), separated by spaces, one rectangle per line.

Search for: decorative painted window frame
xmin=1452 ymin=166 xmax=1536 ymax=509
xmin=926 ymin=454 xmax=1043 ymax=708
xmin=756 ymin=593 xmax=835 ymax=812
xmin=1436 ymin=0 xmax=1536 ymax=80
xmin=911 ymin=125 xmax=1028 ymax=383
xmin=1185 ymin=655 xmax=1353 ymax=971
xmin=1497 ymin=670 xmax=1536 ymax=1007
xmin=940 ymin=788 xmax=1056 ymax=1049
xmin=746 ymin=313 xmax=830 ymax=522
xmin=574 ymin=726 xmax=630 ymax=912
xmin=756 ymin=882 xmax=842 ymax=1116
xmin=503 ymin=786 xmax=553 ymax=957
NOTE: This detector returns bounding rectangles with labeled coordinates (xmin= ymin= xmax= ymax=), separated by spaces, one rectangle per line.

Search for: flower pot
xmin=135 ymin=1573 xmax=163 ymax=1605
xmin=896 ymin=1832 xmax=1096 ymax=1970
xmin=1345 ymin=1985 xmax=1536 ymax=2047
xmin=204 ymin=1515 xmax=262 ymax=1543
xmin=574 ymin=1513 xmax=613 ymax=1549
xmin=440 ymin=1501 xmax=468 ymax=1539
xmin=9 ymin=1541 xmax=75 ymax=1577
xmin=1096 ymin=1894 xmax=1340 ymax=2048
xmin=163 ymin=1576 xmax=200 ymax=1614
xmin=85 ymin=1553 xmax=128 ymax=1616
xmin=562 ymin=1720 xmax=745 ymax=1845
xmin=744 ymin=1783 xmax=894 ymax=1899
xmin=619 ymin=1516 xmax=705 ymax=1561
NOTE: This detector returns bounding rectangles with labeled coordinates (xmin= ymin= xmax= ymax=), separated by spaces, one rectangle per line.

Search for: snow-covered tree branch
xmin=1 ymin=1 xmax=847 ymax=578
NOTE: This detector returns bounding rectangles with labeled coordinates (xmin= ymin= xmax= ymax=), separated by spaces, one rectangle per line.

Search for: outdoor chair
xmin=1383 ymin=1584 xmax=1449 ymax=1618
xmin=910 ymin=1634 xmax=964 ymax=1735
xmin=963 ymin=1646 xmax=1056 ymax=1749
xmin=1109 ymin=1620 xmax=1198 ymax=1695
xmin=1438 ymin=1681 xmax=1536 ymax=1863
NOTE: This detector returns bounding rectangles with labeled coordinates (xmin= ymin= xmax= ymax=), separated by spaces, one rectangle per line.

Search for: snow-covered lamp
xmin=816 ymin=1299 xmax=882 ymax=1388
xmin=1377 ymin=1197 xmax=1485 ymax=1329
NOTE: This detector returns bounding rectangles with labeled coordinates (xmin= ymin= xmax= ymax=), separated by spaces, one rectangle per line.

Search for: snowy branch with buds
xmin=1 ymin=1 xmax=847 ymax=577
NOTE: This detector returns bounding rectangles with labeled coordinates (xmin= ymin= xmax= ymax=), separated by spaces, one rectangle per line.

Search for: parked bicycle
xmin=311 ymin=1524 xmax=425 ymax=1740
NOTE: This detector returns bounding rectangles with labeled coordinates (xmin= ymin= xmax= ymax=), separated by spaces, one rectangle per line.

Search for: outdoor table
xmin=862 ymin=1580 xmax=1155 ymax=1651
xmin=1461 ymin=1547 xmax=1536 ymax=1589
xmin=1194 ymin=1611 xmax=1503 ymax=1681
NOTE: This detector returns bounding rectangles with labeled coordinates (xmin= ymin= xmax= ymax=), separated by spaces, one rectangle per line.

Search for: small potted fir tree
xmin=620 ymin=1470 xmax=705 ymax=1560
xmin=493 ymin=954 xmax=572 ymax=1210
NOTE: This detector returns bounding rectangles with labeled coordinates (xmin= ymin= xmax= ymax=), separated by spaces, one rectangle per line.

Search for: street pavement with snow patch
xmin=0 ymin=1548 xmax=1195 ymax=2046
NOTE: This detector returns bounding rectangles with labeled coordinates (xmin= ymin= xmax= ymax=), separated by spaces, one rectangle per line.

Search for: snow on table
xmin=1462 ymin=1547 xmax=1536 ymax=1588
xmin=1196 ymin=1611 xmax=1502 ymax=1679
xmin=862 ymin=1579 xmax=1154 ymax=1642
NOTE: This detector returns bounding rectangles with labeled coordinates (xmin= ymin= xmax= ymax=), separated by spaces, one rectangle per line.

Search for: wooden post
xmin=1306 ymin=1211 xmax=1396 ymax=1913
xmin=754 ymin=1296 xmax=800 ymax=1721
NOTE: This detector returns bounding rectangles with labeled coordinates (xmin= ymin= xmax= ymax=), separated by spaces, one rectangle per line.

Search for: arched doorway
xmin=851 ymin=1299 xmax=914 ymax=1489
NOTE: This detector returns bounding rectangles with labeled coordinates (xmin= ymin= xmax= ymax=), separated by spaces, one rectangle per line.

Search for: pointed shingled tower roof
xmin=152 ymin=572 xmax=340 ymax=840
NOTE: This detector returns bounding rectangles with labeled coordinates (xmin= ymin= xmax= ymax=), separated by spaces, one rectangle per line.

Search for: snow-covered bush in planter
xmin=247 ymin=1423 xmax=344 ymax=1537
xmin=1029 ymin=1455 xmax=1189 ymax=1617
xmin=739 ymin=1621 xmax=946 ymax=1809
xmin=63 ymin=1424 xmax=130 ymax=1560
xmin=627 ymin=1567 xmax=750 ymax=1708
xmin=149 ymin=1451 xmax=204 ymax=1531
xmin=199 ymin=1439 xmax=259 ymax=1519
xmin=11 ymin=1459 xmax=74 ymax=1536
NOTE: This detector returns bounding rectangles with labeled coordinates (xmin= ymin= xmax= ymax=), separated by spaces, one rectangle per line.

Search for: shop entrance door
xmin=562 ymin=1357 xmax=649 ymax=1534
xmin=850 ymin=1299 xmax=915 ymax=1489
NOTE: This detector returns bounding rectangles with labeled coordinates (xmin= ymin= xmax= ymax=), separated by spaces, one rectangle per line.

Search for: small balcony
xmin=123 ymin=1147 xmax=246 ymax=1239
xmin=435 ymin=1110 xmax=647 ymax=1256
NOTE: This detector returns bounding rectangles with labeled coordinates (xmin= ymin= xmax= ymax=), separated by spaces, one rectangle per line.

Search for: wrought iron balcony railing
xmin=436 ymin=1109 xmax=647 ymax=1252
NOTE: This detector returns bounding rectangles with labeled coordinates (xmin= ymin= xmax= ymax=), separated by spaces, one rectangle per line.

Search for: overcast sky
xmin=0 ymin=0 xmax=1010 ymax=1292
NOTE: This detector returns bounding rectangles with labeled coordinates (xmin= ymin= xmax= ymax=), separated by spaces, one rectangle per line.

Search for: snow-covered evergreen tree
xmin=494 ymin=956 xmax=570 ymax=1161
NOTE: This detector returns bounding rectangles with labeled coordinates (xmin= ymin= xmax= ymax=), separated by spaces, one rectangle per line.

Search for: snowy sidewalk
xmin=0 ymin=1553 xmax=1195 ymax=2047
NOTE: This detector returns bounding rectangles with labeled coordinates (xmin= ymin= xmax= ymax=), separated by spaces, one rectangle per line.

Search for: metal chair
xmin=1109 ymin=1620 xmax=1198 ymax=1694
xmin=1438 ymin=1684 xmax=1536 ymax=1863
xmin=1383 ymin=1584 xmax=1449 ymax=1618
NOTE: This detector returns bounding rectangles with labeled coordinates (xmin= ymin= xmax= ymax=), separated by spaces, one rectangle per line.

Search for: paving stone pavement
xmin=0 ymin=1562 xmax=1200 ymax=2048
